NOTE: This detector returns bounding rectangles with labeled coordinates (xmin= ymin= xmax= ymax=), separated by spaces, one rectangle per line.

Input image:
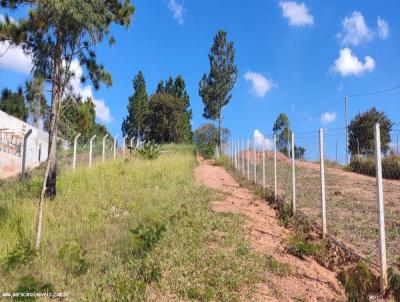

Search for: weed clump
xmin=58 ymin=241 xmax=89 ymax=276
xmin=264 ymin=255 xmax=292 ymax=276
xmin=338 ymin=261 xmax=373 ymax=302
xmin=136 ymin=141 xmax=161 ymax=160
xmin=388 ymin=268 xmax=400 ymax=301
xmin=15 ymin=275 xmax=54 ymax=301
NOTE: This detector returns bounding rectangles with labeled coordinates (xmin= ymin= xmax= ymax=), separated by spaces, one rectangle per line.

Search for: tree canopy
xmin=273 ymin=113 xmax=291 ymax=155
xmin=194 ymin=123 xmax=229 ymax=159
xmin=0 ymin=87 xmax=28 ymax=121
xmin=199 ymin=30 xmax=237 ymax=151
xmin=348 ymin=107 xmax=393 ymax=156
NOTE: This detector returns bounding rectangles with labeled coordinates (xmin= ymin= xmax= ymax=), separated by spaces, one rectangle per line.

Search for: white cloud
xmin=253 ymin=129 xmax=274 ymax=150
xmin=168 ymin=0 xmax=185 ymax=25
xmin=377 ymin=16 xmax=389 ymax=39
xmin=332 ymin=48 xmax=375 ymax=77
xmin=69 ymin=59 xmax=113 ymax=123
xmin=0 ymin=41 xmax=32 ymax=73
xmin=278 ymin=1 xmax=314 ymax=27
xmin=244 ymin=71 xmax=276 ymax=98
xmin=338 ymin=11 xmax=373 ymax=46
xmin=321 ymin=112 xmax=337 ymax=124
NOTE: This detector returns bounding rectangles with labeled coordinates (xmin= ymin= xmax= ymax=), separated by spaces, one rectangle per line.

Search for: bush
xmin=58 ymin=241 xmax=89 ymax=276
xmin=338 ymin=261 xmax=373 ymax=302
xmin=348 ymin=155 xmax=400 ymax=180
xmin=15 ymin=275 xmax=54 ymax=301
xmin=136 ymin=141 xmax=161 ymax=160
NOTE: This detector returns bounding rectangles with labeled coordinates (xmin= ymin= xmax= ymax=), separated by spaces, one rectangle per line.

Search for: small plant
xmin=136 ymin=141 xmax=161 ymax=160
xmin=388 ymin=268 xmax=400 ymax=301
xmin=58 ymin=241 xmax=89 ymax=276
xmin=264 ymin=255 xmax=292 ymax=277
xmin=286 ymin=233 xmax=320 ymax=260
xmin=129 ymin=222 xmax=166 ymax=257
xmin=338 ymin=261 xmax=373 ymax=302
xmin=278 ymin=203 xmax=294 ymax=227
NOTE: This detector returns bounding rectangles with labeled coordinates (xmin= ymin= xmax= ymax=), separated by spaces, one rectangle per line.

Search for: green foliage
xmin=278 ymin=203 xmax=294 ymax=227
xmin=348 ymin=155 xmax=400 ymax=180
xmin=14 ymin=275 xmax=54 ymax=302
xmin=273 ymin=113 xmax=291 ymax=154
xmin=338 ymin=261 xmax=373 ymax=302
xmin=286 ymin=233 xmax=320 ymax=259
xmin=146 ymin=91 xmax=192 ymax=144
xmin=199 ymin=30 xmax=238 ymax=148
xmin=348 ymin=107 xmax=393 ymax=156
xmin=25 ymin=77 xmax=49 ymax=129
xmin=388 ymin=268 xmax=400 ymax=301
xmin=194 ymin=123 xmax=230 ymax=159
xmin=122 ymin=71 xmax=149 ymax=139
xmin=129 ymin=222 xmax=166 ymax=257
xmin=136 ymin=141 xmax=161 ymax=160
xmin=0 ymin=87 xmax=28 ymax=121
xmin=58 ymin=241 xmax=89 ymax=276
xmin=264 ymin=255 xmax=292 ymax=277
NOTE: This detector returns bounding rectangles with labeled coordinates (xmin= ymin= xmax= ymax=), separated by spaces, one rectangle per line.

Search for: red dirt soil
xmin=194 ymin=158 xmax=346 ymax=302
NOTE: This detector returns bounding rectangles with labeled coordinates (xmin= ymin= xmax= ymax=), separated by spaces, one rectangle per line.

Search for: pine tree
xmin=122 ymin=71 xmax=149 ymax=140
xmin=199 ymin=30 xmax=237 ymax=152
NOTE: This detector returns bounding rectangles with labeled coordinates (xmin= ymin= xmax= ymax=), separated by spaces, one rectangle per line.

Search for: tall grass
xmin=0 ymin=145 xmax=263 ymax=301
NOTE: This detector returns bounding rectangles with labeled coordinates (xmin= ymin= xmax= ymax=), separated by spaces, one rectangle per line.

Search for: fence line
xmin=227 ymin=123 xmax=400 ymax=293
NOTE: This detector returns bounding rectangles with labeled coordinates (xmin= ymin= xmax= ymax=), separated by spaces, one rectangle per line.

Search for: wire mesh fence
xmin=226 ymin=123 xmax=400 ymax=290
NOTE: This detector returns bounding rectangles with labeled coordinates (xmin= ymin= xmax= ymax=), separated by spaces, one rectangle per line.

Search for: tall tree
xmin=199 ymin=30 xmax=237 ymax=152
xmin=0 ymin=0 xmax=134 ymax=248
xmin=348 ymin=107 xmax=393 ymax=156
xmin=194 ymin=123 xmax=229 ymax=159
xmin=0 ymin=87 xmax=28 ymax=121
xmin=25 ymin=77 xmax=49 ymax=129
xmin=273 ymin=113 xmax=291 ymax=156
xmin=122 ymin=71 xmax=148 ymax=140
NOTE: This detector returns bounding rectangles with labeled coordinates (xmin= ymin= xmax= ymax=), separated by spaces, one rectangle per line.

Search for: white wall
xmin=0 ymin=110 xmax=49 ymax=178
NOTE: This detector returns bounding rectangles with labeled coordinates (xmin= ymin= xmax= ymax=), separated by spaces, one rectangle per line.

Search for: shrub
xmin=348 ymin=155 xmax=400 ymax=180
xmin=15 ymin=275 xmax=54 ymax=301
xmin=338 ymin=261 xmax=373 ymax=302
xmin=129 ymin=222 xmax=166 ymax=258
xmin=264 ymin=255 xmax=292 ymax=276
xmin=136 ymin=141 xmax=161 ymax=160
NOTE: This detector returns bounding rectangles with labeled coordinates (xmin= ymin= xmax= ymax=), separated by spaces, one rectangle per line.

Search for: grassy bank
xmin=0 ymin=145 xmax=262 ymax=301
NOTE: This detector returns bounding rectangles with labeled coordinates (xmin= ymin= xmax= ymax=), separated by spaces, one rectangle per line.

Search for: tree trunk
xmin=218 ymin=110 xmax=222 ymax=154
xmin=35 ymin=30 xmax=63 ymax=249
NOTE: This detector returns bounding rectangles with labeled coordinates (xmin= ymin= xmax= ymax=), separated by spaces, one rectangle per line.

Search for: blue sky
xmin=1 ymin=0 xmax=400 ymax=143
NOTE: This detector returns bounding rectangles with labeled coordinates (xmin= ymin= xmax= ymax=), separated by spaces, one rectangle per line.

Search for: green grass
xmin=0 ymin=145 xmax=265 ymax=301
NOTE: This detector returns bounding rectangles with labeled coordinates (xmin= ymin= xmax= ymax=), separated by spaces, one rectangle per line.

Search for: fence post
xmin=237 ymin=140 xmax=240 ymax=170
xmin=291 ymin=132 xmax=296 ymax=213
xmin=234 ymin=140 xmax=237 ymax=169
xmin=242 ymin=139 xmax=245 ymax=175
xmin=247 ymin=139 xmax=250 ymax=180
xmin=123 ymin=135 xmax=128 ymax=157
xmin=319 ymin=128 xmax=327 ymax=238
xmin=113 ymin=135 xmax=119 ymax=159
xmin=130 ymin=137 xmax=135 ymax=148
xmin=102 ymin=134 xmax=109 ymax=163
xmin=274 ymin=134 xmax=277 ymax=200
xmin=262 ymin=135 xmax=265 ymax=190
xmin=231 ymin=141 xmax=234 ymax=164
xmin=253 ymin=138 xmax=256 ymax=184
xmin=374 ymin=123 xmax=387 ymax=293
xmin=89 ymin=135 xmax=96 ymax=167
xmin=73 ymin=133 xmax=81 ymax=171
xmin=21 ymin=129 xmax=32 ymax=181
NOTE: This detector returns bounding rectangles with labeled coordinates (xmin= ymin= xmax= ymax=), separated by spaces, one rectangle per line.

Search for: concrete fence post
xmin=291 ymin=132 xmax=296 ymax=213
xmin=247 ymin=139 xmax=250 ymax=180
xmin=21 ymin=129 xmax=32 ymax=181
xmin=374 ymin=123 xmax=387 ymax=293
xmin=130 ymin=137 xmax=135 ymax=148
xmin=102 ymin=134 xmax=109 ymax=163
xmin=262 ymin=135 xmax=266 ymax=190
xmin=123 ymin=135 xmax=128 ymax=157
xmin=242 ymin=139 xmax=245 ymax=175
xmin=231 ymin=141 xmax=234 ymax=164
xmin=89 ymin=135 xmax=96 ymax=167
xmin=113 ymin=135 xmax=119 ymax=159
xmin=73 ymin=133 xmax=81 ymax=171
xmin=234 ymin=140 xmax=237 ymax=169
xmin=274 ymin=134 xmax=277 ymax=200
xmin=237 ymin=140 xmax=240 ymax=170
xmin=319 ymin=129 xmax=327 ymax=238
xmin=253 ymin=138 xmax=256 ymax=184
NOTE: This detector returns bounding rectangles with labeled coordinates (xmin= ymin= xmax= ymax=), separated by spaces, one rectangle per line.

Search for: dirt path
xmin=194 ymin=158 xmax=346 ymax=302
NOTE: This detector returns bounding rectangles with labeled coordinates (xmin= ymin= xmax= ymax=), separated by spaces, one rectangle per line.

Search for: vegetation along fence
xmin=227 ymin=123 xmax=400 ymax=293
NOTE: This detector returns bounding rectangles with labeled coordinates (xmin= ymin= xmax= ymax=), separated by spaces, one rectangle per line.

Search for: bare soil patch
xmin=194 ymin=158 xmax=346 ymax=302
